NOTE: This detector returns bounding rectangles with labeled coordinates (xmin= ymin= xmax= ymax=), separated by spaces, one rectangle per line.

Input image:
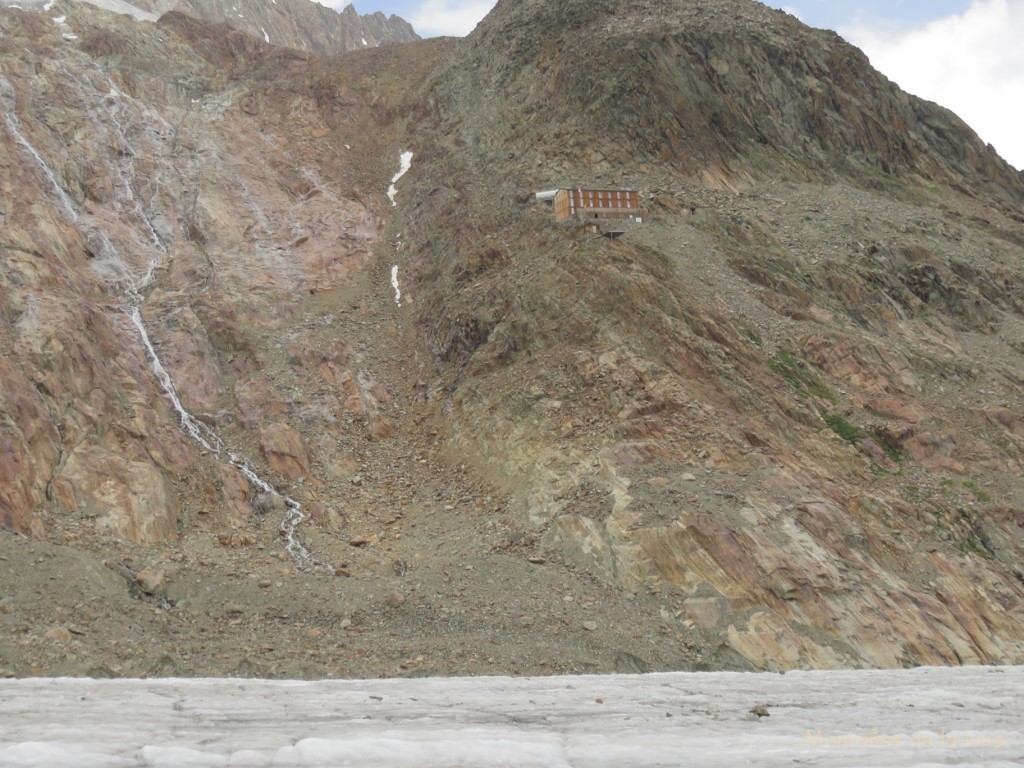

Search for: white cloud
xmin=409 ymin=0 xmax=495 ymax=36
xmin=842 ymin=0 xmax=1024 ymax=170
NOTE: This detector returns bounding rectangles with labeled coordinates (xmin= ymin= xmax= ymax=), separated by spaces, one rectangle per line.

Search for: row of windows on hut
xmin=538 ymin=188 xmax=642 ymax=222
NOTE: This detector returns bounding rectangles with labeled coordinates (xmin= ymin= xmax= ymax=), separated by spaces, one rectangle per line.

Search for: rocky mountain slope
xmin=397 ymin=0 xmax=1024 ymax=669
xmin=2 ymin=0 xmax=1024 ymax=678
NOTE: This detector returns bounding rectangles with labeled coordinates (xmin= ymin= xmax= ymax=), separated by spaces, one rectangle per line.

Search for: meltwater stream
xmin=0 ymin=72 xmax=324 ymax=570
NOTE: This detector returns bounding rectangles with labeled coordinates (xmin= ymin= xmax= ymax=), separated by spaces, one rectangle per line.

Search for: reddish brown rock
xmin=219 ymin=464 xmax=252 ymax=520
xmin=369 ymin=416 xmax=395 ymax=439
xmin=866 ymin=399 xmax=929 ymax=424
xmin=150 ymin=307 xmax=222 ymax=411
xmin=235 ymin=376 xmax=287 ymax=430
xmin=904 ymin=432 xmax=964 ymax=473
xmin=59 ymin=446 xmax=181 ymax=544
xmin=803 ymin=335 xmax=918 ymax=396
xmin=0 ymin=359 xmax=59 ymax=533
xmin=980 ymin=405 xmax=1024 ymax=436
xmin=135 ymin=568 xmax=167 ymax=596
xmin=259 ymin=423 xmax=311 ymax=481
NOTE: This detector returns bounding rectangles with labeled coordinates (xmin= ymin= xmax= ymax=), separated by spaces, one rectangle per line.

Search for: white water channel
xmin=0 ymin=77 xmax=78 ymax=220
xmin=0 ymin=69 xmax=323 ymax=570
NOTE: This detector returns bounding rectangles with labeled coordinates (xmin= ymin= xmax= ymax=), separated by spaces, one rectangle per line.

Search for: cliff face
xmin=0 ymin=5 xmax=385 ymax=542
xmin=2 ymin=0 xmax=1024 ymax=678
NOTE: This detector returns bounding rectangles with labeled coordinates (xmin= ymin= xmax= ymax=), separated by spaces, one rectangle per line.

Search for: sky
xmin=333 ymin=0 xmax=1023 ymax=171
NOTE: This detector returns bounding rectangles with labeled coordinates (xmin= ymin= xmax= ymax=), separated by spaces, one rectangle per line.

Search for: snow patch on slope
xmin=387 ymin=150 xmax=413 ymax=206
xmin=76 ymin=0 xmax=158 ymax=22
xmin=390 ymin=264 xmax=401 ymax=306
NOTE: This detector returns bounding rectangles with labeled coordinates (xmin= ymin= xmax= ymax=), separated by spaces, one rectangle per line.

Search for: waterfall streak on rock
xmin=0 ymin=76 xmax=79 ymax=220
xmin=1 ymin=64 xmax=323 ymax=571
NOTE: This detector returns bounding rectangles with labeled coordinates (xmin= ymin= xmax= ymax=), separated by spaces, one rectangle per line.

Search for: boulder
xmin=259 ymin=423 xmax=311 ymax=481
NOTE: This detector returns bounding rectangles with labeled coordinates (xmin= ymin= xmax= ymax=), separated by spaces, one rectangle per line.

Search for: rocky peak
xmin=2 ymin=0 xmax=418 ymax=53
xmin=432 ymin=0 xmax=1021 ymax=205
xmin=165 ymin=0 xmax=419 ymax=54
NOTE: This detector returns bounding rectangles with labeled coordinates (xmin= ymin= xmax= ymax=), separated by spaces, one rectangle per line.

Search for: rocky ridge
xmin=165 ymin=0 xmax=418 ymax=55
xmin=2 ymin=0 xmax=1024 ymax=678
xmin=4 ymin=0 xmax=419 ymax=53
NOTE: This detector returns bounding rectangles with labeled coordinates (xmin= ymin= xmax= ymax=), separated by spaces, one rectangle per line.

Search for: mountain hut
xmin=552 ymin=188 xmax=640 ymax=222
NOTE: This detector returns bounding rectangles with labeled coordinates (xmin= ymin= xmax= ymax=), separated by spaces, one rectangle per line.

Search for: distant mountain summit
xmin=1 ymin=0 xmax=419 ymax=53
xmin=166 ymin=0 xmax=418 ymax=54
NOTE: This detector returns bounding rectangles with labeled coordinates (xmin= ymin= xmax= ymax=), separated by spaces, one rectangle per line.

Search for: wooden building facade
xmin=553 ymin=188 xmax=640 ymax=222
